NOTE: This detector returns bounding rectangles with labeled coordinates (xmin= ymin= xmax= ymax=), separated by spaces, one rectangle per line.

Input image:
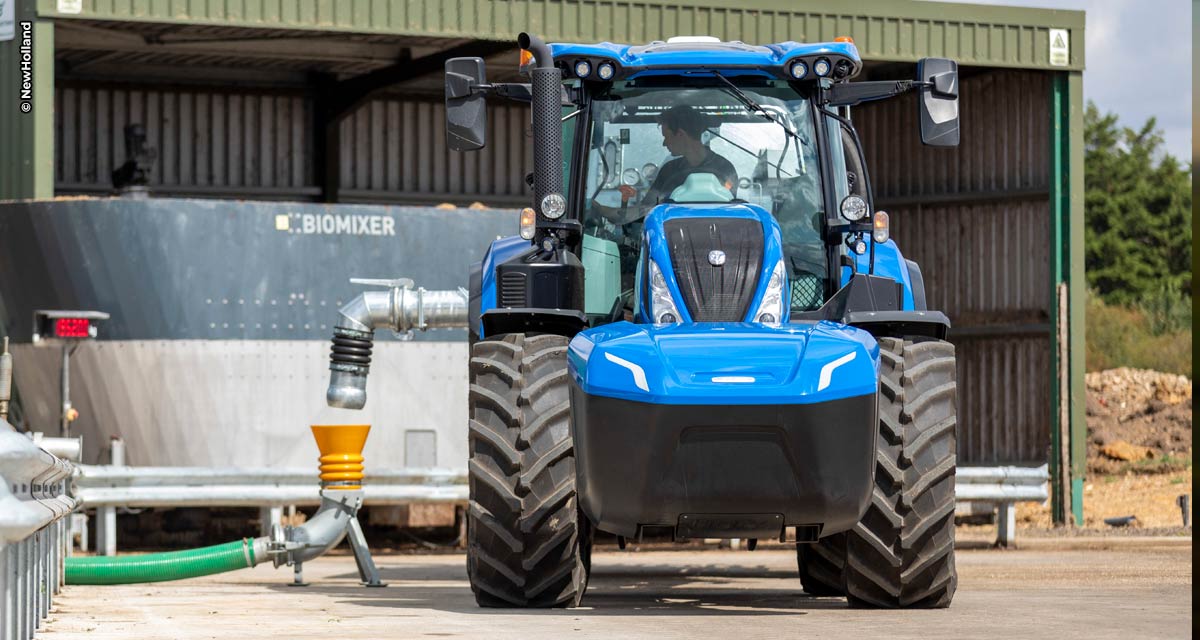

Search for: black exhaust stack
xmin=517 ymin=32 xmax=564 ymax=221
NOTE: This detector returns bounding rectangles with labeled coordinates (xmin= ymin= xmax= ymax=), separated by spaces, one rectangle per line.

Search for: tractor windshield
xmin=580 ymin=79 xmax=827 ymax=313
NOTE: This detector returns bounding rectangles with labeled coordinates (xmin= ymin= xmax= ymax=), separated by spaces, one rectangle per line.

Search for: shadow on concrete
xmin=270 ymin=557 xmax=851 ymax=616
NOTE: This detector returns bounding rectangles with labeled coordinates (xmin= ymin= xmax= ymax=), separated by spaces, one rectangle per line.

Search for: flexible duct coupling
xmin=312 ymin=424 xmax=369 ymax=489
xmin=328 ymin=327 xmax=372 ymax=409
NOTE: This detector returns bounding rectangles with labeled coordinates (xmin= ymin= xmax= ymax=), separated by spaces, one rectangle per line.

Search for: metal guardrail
xmin=74 ymin=466 xmax=468 ymax=506
xmin=956 ymin=465 xmax=1050 ymax=547
xmin=74 ymin=463 xmax=1048 ymax=549
xmin=0 ymin=428 xmax=78 ymax=640
xmin=74 ymin=465 xmax=468 ymax=555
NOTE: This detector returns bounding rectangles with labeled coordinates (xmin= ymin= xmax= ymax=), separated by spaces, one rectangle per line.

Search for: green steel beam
xmin=1049 ymin=71 xmax=1086 ymax=526
xmin=1049 ymin=73 xmax=1067 ymax=525
xmin=0 ymin=0 xmax=54 ymax=200
xmin=35 ymin=0 xmax=1085 ymax=71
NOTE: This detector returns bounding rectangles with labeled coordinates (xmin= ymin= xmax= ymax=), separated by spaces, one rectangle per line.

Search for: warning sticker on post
xmin=1049 ymin=29 xmax=1070 ymax=67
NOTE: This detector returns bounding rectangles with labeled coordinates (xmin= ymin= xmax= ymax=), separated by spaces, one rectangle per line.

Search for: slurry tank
xmin=0 ymin=197 xmax=514 ymax=468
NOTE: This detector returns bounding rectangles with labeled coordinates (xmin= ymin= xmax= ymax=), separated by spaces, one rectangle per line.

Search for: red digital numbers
xmin=53 ymin=318 xmax=91 ymax=338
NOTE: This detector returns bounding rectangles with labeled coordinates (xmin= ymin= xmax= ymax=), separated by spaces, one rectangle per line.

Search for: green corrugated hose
xmin=65 ymin=538 xmax=258 ymax=585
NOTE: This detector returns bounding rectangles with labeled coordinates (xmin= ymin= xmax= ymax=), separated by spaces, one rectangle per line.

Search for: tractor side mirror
xmin=916 ymin=58 xmax=960 ymax=147
xmin=445 ymin=57 xmax=487 ymax=151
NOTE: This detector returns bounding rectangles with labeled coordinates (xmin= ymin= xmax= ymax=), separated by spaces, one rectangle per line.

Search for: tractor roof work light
xmin=32 ymin=310 xmax=110 ymax=344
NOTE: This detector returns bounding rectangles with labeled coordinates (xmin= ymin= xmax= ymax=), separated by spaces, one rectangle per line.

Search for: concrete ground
xmin=42 ymin=540 xmax=1191 ymax=640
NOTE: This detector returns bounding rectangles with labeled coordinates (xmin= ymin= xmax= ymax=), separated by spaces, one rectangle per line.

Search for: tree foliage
xmin=1083 ymin=102 xmax=1192 ymax=306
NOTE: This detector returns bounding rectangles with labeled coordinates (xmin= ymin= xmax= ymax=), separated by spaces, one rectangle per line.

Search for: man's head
xmin=657 ymin=105 xmax=709 ymax=156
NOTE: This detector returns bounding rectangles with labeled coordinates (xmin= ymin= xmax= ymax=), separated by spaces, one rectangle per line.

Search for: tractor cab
xmin=446 ymin=35 xmax=959 ymax=338
xmin=577 ymin=77 xmax=828 ymax=323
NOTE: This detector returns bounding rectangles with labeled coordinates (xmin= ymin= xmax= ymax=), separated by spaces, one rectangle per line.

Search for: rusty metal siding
xmin=38 ymin=0 xmax=1085 ymax=71
xmin=55 ymin=86 xmax=532 ymax=203
xmin=56 ymin=85 xmax=316 ymax=196
xmin=857 ymin=69 xmax=1052 ymax=464
xmin=955 ymin=335 xmax=1052 ymax=465
xmin=337 ymin=98 xmax=532 ymax=203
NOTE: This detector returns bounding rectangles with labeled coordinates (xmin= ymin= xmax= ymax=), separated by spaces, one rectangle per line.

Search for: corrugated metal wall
xmin=55 ymin=85 xmax=533 ymax=204
xmin=337 ymin=97 xmax=531 ymax=202
xmin=55 ymin=87 xmax=315 ymax=197
xmin=857 ymin=69 xmax=1052 ymax=465
xmin=38 ymin=0 xmax=1085 ymax=71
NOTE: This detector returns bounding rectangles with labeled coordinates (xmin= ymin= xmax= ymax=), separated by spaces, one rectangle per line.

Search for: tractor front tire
xmin=797 ymin=533 xmax=846 ymax=597
xmin=466 ymin=333 xmax=590 ymax=608
xmin=844 ymin=337 xmax=958 ymax=609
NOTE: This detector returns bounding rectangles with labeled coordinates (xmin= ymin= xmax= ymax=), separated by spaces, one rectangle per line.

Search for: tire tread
xmin=467 ymin=333 xmax=589 ymax=608
xmin=844 ymin=337 xmax=958 ymax=609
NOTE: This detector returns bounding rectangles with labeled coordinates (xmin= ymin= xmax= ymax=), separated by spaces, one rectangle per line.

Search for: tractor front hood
xmin=568 ymin=320 xmax=879 ymax=405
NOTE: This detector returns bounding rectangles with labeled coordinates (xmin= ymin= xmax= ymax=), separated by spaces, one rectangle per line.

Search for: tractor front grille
xmin=664 ymin=218 xmax=763 ymax=322
xmin=499 ymin=271 xmax=528 ymax=307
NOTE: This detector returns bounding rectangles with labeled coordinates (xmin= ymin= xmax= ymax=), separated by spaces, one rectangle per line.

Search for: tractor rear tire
xmin=797 ymin=533 xmax=846 ymax=597
xmin=844 ymin=337 xmax=958 ymax=609
xmin=466 ymin=333 xmax=591 ymax=608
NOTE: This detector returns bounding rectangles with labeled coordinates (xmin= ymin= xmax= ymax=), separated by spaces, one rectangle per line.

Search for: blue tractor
xmin=452 ymin=33 xmax=960 ymax=609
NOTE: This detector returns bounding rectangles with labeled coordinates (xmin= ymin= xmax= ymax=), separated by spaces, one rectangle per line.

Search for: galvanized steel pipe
xmin=75 ymin=465 xmax=462 ymax=486
xmin=73 ymin=483 xmax=467 ymax=508
xmin=327 ymin=279 xmax=469 ymax=410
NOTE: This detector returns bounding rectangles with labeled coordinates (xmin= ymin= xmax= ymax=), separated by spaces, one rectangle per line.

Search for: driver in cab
xmin=600 ymin=105 xmax=738 ymax=226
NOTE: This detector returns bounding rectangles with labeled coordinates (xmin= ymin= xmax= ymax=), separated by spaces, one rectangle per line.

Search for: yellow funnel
xmin=311 ymin=424 xmax=370 ymax=489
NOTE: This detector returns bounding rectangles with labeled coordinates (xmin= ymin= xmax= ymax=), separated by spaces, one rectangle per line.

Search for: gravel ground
xmin=42 ymin=541 xmax=1191 ymax=640
xmin=1014 ymin=468 xmax=1193 ymax=529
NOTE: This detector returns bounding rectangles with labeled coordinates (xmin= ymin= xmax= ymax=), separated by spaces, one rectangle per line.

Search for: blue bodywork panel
xmin=841 ymin=239 xmax=916 ymax=311
xmin=477 ymin=235 xmax=531 ymax=339
xmin=569 ymin=320 xmax=879 ymax=405
xmin=635 ymin=202 xmax=787 ymax=324
xmin=548 ymin=41 xmax=862 ymax=79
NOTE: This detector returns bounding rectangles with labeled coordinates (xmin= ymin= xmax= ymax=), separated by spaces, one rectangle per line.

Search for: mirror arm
xmin=825 ymin=80 xmax=926 ymax=108
xmin=476 ymin=82 xmax=532 ymax=102
xmin=474 ymin=83 xmax=575 ymax=106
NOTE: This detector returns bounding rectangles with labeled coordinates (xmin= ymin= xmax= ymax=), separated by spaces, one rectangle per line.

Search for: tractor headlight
xmin=648 ymin=260 xmax=683 ymax=324
xmin=541 ymin=193 xmax=566 ymax=219
xmin=597 ymin=62 xmax=616 ymax=80
xmin=789 ymin=61 xmax=808 ymax=79
xmin=840 ymin=194 xmax=868 ymax=221
xmin=814 ymin=57 xmax=832 ymax=77
xmin=753 ymin=260 xmax=786 ymax=324
xmin=574 ymin=60 xmax=592 ymax=78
